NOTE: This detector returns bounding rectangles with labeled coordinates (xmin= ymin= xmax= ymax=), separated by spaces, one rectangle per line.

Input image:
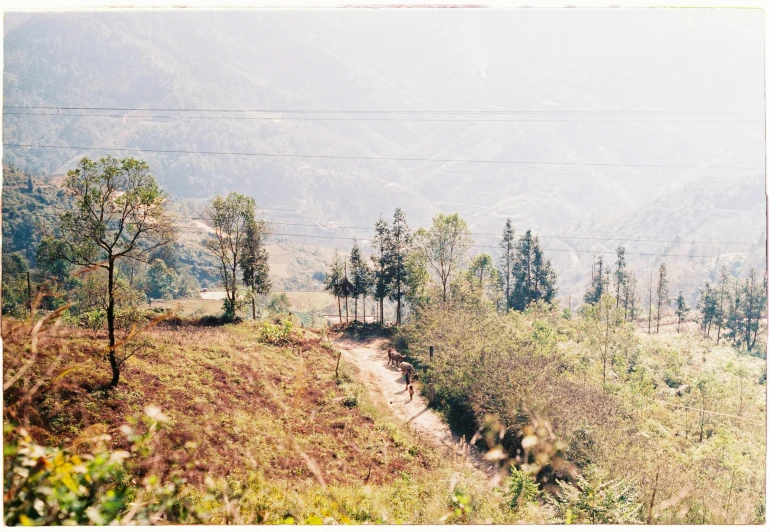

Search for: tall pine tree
xmin=498 ymin=218 xmax=515 ymax=311
xmin=655 ymin=263 xmax=670 ymax=333
xmin=387 ymin=208 xmax=411 ymax=326
xmin=510 ymin=230 xmax=556 ymax=311
xmin=323 ymin=251 xmax=345 ymax=323
xmin=372 ymin=217 xmax=391 ymax=325
xmin=614 ymin=246 xmax=627 ymax=309
xmin=675 ymin=290 xmax=689 ymax=333
xmin=584 ymin=255 xmax=610 ymax=305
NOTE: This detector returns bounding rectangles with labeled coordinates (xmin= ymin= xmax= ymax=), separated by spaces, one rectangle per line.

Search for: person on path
xmin=399 ymin=361 xmax=415 ymax=390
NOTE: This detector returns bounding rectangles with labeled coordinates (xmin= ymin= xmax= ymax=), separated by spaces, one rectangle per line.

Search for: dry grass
xmin=2 ymin=317 xmax=510 ymax=524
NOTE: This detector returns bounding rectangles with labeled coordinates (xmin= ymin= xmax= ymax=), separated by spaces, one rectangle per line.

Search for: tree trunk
xmin=647 ymin=469 xmax=660 ymax=524
xmin=362 ymin=295 xmax=366 ymax=324
xmin=354 ymin=297 xmax=358 ymax=323
xmin=677 ymin=315 xmax=681 ymax=333
xmin=252 ymin=295 xmax=256 ymax=320
xmin=345 ymin=295 xmax=349 ymax=323
xmin=648 ymin=275 xmax=652 ymax=334
xmin=380 ymin=297 xmax=384 ymax=326
xmin=337 ymin=296 xmax=342 ymax=324
xmin=396 ymin=286 xmax=401 ymax=326
xmin=656 ymin=303 xmax=661 ymax=334
xmin=107 ymin=259 xmax=120 ymax=389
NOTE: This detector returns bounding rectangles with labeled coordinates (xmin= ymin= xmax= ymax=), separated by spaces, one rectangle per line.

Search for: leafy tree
xmin=386 ymin=208 xmax=412 ymax=326
xmin=1 ymin=252 xmax=30 ymax=316
xmin=203 ymin=192 xmax=257 ymax=320
xmin=53 ymin=156 xmax=175 ymax=388
xmin=404 ymin=247 xmax=430 ymax=311
xmin=415 ymin=213 xmax=472 ymax=305
xmin=498 ymin=218 xmax=515 ymax=311
xmin=35 ymin=237 xmax=72 ymax=284
xmin=372 ymin=217 xmax=391 ymax=325
xmin=267 ymin=293 xmax=290 ymax=314
xmin=323 ymin=250 xmax=345 ymax=323
xmin=144 ymin=259 xmax=178 ymax=301
xmin=655 ymin=263 xmax=670 ymax=334
xmin=582 ymin=294 xmax=631 ymax=385
xmin=241 ymin=218 xmax=271 ymax=319
xmin=468 ymin=253 xmax=500 ymax=302
xmin=675 ymin=291 xmax=689 ymax=333
xmin=510 ymin=230 xmax=556 ymax=311
xmin=614 ymin=246 xmax=627 ymax=308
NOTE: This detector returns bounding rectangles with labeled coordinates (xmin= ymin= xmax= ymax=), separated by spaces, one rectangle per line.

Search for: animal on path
xmin=408 ymin=384 xmax=414 ymax=401
xmin=388 ymin=349 xmax=406 ymax=367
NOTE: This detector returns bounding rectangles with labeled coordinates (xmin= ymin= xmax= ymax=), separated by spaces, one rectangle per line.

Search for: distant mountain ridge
xmin=3 ymin=9 xmax=765 ymax=301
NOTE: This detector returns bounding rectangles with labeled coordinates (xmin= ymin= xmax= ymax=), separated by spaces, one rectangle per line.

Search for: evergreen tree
xmin=697 ymin=281 xmax=718 ymax=337
xmin=510 ymin=230 xmax=556 ymax=311
xmin=372 ymin=217 xmax=391 ymax=325
xmin=715 ymin=266 xmax=730 ymax=344
xmin=241 ymin=218 xmax=271 ymax=320
xmin=498 ymin=218 xmax=515 ymax=311
xmin=655 ymin=263 xmax=670 ymax=333
xmin=675 ymin=291 xmax=689 ymax=333
xmin=614 ymin=246 xmax=627 ymax=308
xmin=323 ymin=251 xmax=344 ymax=323
xmin=387 ymin=208 xmax=412 ymax=326
xmin=725 ymin=269 xmax=767 ymax=352
xmin=349 ymin=240 xmax=372 ymax=323
xmin=622 ymin=271 xmax=637 ymax=322
xmin=584 ymin=255 xmax=610 ymax=305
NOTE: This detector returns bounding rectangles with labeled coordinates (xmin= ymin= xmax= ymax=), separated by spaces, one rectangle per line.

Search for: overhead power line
xmin=3 ymin=105 xmax=762 ymax=116
xmin=4 ymin=111 xmax=762 ymax=124
xmin=5 ymin=143 xmax=763 ymax=170
xmin=168 ymin=215 xmax=764 ymax=246
xmin=174 ymin=225 xmax=763 ymax=259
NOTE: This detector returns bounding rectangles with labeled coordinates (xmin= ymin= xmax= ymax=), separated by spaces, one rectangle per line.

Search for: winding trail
xmin=333 ymin=336 xmax=494 ymax=477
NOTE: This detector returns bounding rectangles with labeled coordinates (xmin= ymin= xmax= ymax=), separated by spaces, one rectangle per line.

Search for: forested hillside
xmin=3 ymin=10 xmax=765 ymax=300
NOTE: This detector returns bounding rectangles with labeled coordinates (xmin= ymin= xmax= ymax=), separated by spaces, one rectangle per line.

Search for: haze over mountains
xmin=3 ymin=8 xmax=766 ymax=299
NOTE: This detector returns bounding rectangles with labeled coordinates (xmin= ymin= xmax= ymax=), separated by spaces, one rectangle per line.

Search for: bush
xmin=507 ymin=468 xmax=540 ymax=511
xmin=544 ymin=466 xmax=642 ymax=524
xmin=258 ymin=319 xmax=295 ymax=346
xmin=3 ymin=407 xmax=192 ymax=525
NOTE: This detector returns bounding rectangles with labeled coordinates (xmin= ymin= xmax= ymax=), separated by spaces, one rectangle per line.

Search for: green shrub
xmin=3 ymin=407 xmax=191 ymax=525
xmin=258 ymin=319 xmax=295 ymax=346
xmin=507 ymin=468 xmax=540 ymax=511
xmin=544 ymin=466 xmax=642 ymax=524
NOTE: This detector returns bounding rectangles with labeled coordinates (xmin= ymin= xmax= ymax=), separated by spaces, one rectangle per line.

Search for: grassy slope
xmin=2 ymin=319 xmax=508 ymax=524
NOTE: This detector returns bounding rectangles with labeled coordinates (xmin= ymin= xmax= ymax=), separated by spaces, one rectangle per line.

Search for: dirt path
xmin=333 ymin=336 xmax=494 ymax=477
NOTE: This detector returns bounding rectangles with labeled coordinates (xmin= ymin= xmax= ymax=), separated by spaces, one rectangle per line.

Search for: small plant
xmin=544 ymin=466 xmax=642 ymax=524
xmin=258 ymin=319 xmax=295 ymax=346
xmin=3 ymin=406 xmax=192 ymax=526
xmin=507 ymin=467 xmax=540 ymax=511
